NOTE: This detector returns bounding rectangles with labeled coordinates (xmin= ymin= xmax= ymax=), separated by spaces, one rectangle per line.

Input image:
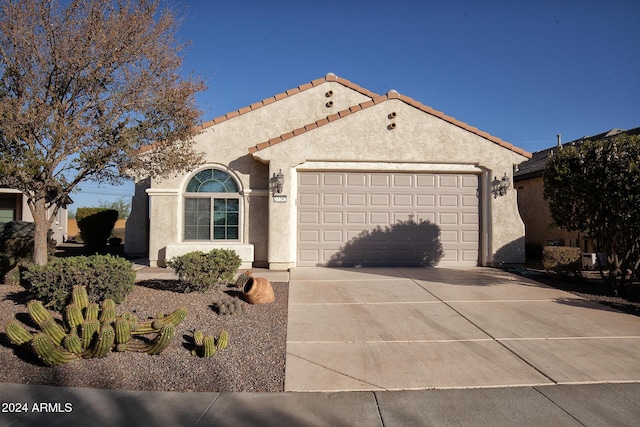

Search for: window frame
xmin=182 ymin=168 xmax=242 ymax=242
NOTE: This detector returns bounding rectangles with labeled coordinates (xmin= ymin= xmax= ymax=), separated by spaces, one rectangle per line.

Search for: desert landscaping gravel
xmin=0 ymin=280 xmax=288 ymax=393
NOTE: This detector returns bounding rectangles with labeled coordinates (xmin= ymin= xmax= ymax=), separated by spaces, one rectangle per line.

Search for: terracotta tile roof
xmin=139 ymin=74 xmax=531 ymax=159
xmin=248 ymin=85 xmax=532 ymax=158
xmin=194 ymin=73 xmax=380 ymax=131
xmin=136 ymin=73 xmax=377 ymax=155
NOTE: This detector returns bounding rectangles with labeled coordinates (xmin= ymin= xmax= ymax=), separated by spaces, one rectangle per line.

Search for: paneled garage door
xmin=297 ymin=171 xmax=479 ymax=267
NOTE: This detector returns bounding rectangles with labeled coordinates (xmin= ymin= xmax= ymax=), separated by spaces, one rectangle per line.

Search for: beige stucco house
xmin=514 ymin=127 xmax=640 ymax=254
xmin=126 ymin=73 xmax=531 ymax=269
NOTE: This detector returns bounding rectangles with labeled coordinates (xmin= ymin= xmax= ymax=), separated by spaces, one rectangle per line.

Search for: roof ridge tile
xmin=248 ymin=82 xmax=532 ymax=158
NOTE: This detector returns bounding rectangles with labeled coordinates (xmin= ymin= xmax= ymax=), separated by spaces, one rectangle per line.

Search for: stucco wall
xmin=252 ymin=99 xmax=529 ymax=267
xmin=516 ymin=176 xmax=583 ymax=249
xmin=143 ymin=81 xmax=372 ymax=267
xmin=140 ymin=78 xmax=528 ymax=268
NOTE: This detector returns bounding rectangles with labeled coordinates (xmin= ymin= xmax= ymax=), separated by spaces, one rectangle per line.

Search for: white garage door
xmin=297 ymin=171 xmax=479 ymax=267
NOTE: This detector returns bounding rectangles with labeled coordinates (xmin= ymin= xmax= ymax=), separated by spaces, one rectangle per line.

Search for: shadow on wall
xmin=493 ymin=236 xmax=526 ymax=265
xmin=327 ymin=218 xmax=444 ymax=267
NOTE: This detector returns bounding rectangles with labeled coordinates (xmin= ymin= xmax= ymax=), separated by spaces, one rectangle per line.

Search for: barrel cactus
xmin=190 ymin=329 xmax=230 ymax=357
xmin=4 ymin=285 xmax=187 ymax=366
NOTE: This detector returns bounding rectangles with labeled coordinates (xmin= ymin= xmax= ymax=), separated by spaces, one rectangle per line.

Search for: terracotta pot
xmin=242 ymin=277 xmax=275 ymax=304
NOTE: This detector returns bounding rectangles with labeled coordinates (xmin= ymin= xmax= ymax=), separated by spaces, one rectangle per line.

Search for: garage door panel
xmin=462 ymin=213 xmax=478 ymax=225
xmin=323 ymin=230 xmax=344 ymax=242
xmin=393 ymin=175 xmax=413 ymax=186
xmin=299 ymin=193 xmax=319 ymax=206
xmin=347 ymin=194 xmax=366 ymax=206
xmin=323 ymin=212 xmax=343 ymax=224
xmin=299 ymin=230 xmax=319 ymax=242
xmin=439 ymin=175 xmax=459 ymax=187
xmin=346 ymin=211 xmax=367 ymax=224
xmin=462 ymin=195 xmax=478 ymax=206
xmin=439 ymin=194 xmax=459 ymax=207
xmin=440 ymin=230 xmax=459 ymax=243
xmin=322 ymin=194 xmax=342 ymax=206
xmin=323 ymin=173 xmax=343 ymax=186
xmin=462 ymin=175 xmax=478 ymax=187
xmin=392 ymin=212 xmax=414 ymax=222
xmin=370 ymin=174 xmax=390 ymax=186
xmin=299 ymin=211 xmax=319 ymax=224
xmin=299 ymin=173 xmax=320 ymax=186
xmin=417 ymin=212 xmax=436 ymax=223
xmin=298 ymin=249 xmax=320 ymax=262
xmin=298 ymin=172 xmax=479 ymax=267
xmin=417 ymin=195 xmax=436 ymax=207
xmin=393 ymin=194 xmax=413 ymax=206
xmin=370 ymin=211 xmax=391 ymax=223
xmin=346 ymin=174 xmax=366 ymax=186
xmin=370 ymin=194 xmax=390 ymax=206
xmin=416 ymin=175 xmax=436 ymax=187
xmin=439 ymin=212 xmax=459 ymax=225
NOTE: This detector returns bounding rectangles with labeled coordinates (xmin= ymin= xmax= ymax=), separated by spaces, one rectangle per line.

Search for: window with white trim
xmin=184 ymin=169 xmax=240 ymax=241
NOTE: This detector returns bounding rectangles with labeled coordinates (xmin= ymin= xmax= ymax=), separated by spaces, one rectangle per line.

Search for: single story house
xmin=126 ymin=73 xmax=531 ymax=269
xmin=514 ymin=127 xmax=640 ymax=254
xmin=0 ymin=188 xmax=69 ymax=244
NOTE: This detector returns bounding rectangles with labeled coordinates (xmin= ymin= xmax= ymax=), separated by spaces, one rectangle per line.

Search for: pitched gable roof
xmin=193 ymin=73 xmax=379 ymax=132
xmin=246 ymin=77 xmax=532 ymax=158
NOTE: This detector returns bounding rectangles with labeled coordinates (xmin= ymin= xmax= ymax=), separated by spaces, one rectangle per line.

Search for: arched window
xmin=184 ymin=169 xmax=240 ymax=241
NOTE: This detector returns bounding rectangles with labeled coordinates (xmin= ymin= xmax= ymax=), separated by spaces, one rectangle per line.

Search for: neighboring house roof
xmin=514 ymin=127 xmax=640 ymax=181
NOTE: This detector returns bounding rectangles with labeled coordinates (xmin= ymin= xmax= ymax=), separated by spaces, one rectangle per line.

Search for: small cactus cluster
xmin=5 ymin=285 xmax=187 ymax=366
xmin=233 ymin=270 xmax=252 ymax=288
xmin=191 ymin=329 xmax=229 ymax=358
xmin=213 ymin=299 xmax=244 ymax=316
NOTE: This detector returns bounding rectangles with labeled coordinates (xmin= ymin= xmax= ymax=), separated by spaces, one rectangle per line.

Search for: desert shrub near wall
xmin=167 ymin=249 xmax=241 ymax=293
xmin=0 ymin=221 xmax=55 ymax=284
xmin=76 ymin=208 xmax=118 ymax=253
xmin=543 ymin=246 xmax=582 ymax=276
xmin=23 ymin=254 xmax=136 ymax=310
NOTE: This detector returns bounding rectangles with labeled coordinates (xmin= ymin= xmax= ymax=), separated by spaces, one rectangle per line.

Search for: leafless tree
xmin=0 ymin=0 xmax=205 ymax=264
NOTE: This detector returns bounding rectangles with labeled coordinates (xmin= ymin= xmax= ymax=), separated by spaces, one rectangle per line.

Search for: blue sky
xmin=72 ymin=0 xmax=640 ymax=211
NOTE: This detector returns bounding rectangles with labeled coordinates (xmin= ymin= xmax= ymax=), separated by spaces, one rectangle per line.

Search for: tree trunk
xmin=31 ymin=197 xmax=53 ymax=266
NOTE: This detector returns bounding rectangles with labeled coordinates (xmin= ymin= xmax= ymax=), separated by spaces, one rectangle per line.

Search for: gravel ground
xmin=0 ymin=280 xmax=288 ymax=393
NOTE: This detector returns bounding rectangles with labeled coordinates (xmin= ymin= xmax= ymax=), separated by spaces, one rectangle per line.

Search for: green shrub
xmin=167 ymin=249 xmax=241 ymax=293
xmin=23 ymin=254 xmax=135 ymax=310
xmin=0 ymin=221 xmax=55 ymax=283
xmin=76 ymin=208 xmax=118 ymax=253
xmin=542 ymin=246 xmax=581 ymax=276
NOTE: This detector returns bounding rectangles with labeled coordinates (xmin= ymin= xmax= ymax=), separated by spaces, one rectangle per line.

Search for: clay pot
xmin=242 ymin=277 xmax=275 ymax=304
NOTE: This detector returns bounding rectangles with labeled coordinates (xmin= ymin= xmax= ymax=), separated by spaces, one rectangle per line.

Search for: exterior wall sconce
xmin=491 ymin=173 xmax=510 ymax=198
xmin=272 ymin=169 xmax=285 ymax=194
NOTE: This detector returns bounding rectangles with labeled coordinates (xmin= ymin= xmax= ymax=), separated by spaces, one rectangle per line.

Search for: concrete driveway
xmin=285 ymin=267 xmax=640 ymax=392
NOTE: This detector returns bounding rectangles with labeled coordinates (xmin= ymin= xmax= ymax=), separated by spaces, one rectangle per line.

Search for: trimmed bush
xmin=76 ymin=208 xmax=118 ymax=253
xmin=23 ymin=254 xmax=135 ymax=310
xmin=167 ymin=249 xmax=241 ymax=293
xmin=542 ymin=246 xmax=581 ymax=276
xmin=0 ymin=221 xmax=55 ymax=284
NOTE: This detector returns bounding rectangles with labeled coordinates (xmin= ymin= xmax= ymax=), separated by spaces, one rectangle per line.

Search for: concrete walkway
xmin=3 ymin=265 xmax=640 ymax=426
xmin=2 ymin=382 xmax=640 ymax=426
xmin=285 ymin=267 xmax=640 ymax=392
